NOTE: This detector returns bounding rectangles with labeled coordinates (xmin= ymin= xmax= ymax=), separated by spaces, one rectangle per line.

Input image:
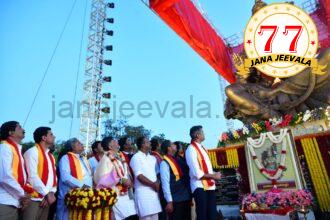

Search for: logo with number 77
xmin=244 ymin=3 xmax=318 ymax=78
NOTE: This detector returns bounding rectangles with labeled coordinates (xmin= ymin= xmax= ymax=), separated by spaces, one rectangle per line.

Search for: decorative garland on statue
xmin=218 ymin=106 xmax=329 ymax=146
xmin=247 ymin=129 xmax=288 ymax=180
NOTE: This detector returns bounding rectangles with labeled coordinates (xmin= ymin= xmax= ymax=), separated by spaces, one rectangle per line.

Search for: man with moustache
xmin=0 ymin=121 xmax=30 ymax=220
xmin=22 ymin=127 xmax=57 ymax=220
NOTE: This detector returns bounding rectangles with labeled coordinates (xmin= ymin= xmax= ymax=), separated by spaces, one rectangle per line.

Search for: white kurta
xmin=130 ymin=151 xmax=162 ymax=218
xmin=24 ymin=146 xmax=57 ymax=201
xmin=0 ymin=141 xmax=26 ymax=208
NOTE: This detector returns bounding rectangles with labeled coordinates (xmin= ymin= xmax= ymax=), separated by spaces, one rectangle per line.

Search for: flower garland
xmin=208 ymin=148 xmax=240 ymax=169
xmin=267 ymin=129 xmax=288 ymax=143
xmin=218 ymin=106 xmax=329 ymax=146
xmin=300 ymin=138 xmax=330 ymax=212
xmin=109 ymin=154 xmax=129 ymax=196
xmin=226 ymin=149 xmax=239 ymax=168
xmin=242 ymin=189 xmax=313 ymax=212
xmin=65 ymin=188 xmax=117 ymax=220
xmin=208 ymin=151 xmax=220 ymax=169
xmin=247 ymin=129 xmax=288 ymax=180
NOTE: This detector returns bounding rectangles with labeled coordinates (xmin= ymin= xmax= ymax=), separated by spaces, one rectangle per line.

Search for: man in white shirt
xmin=0 ymin=121 xmax=30 ymax=220
xmin=22 ymin=127 xmax=57 ymax=220
xmin=88 ymin=140 xmax=103 ymax=174
xmin=56 ymin=138 xmax=93 ymax=220
xmin=130 ymin=136 xmax=162 ymax=220
xmin=185 ymin=125 xmax=221 ymax=220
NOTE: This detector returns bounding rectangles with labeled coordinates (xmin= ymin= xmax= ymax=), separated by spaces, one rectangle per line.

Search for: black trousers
xmin=169 ymin=200 xmax=191 ymax=220
xmin=125 ymin=215 xmax=138 ymax=220
xmin=193 ymin=188 xmax=217 ymax=220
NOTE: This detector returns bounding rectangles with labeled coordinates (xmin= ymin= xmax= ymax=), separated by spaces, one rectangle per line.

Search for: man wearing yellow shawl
xmin=56 ymin=138 xmax=93 ymax=220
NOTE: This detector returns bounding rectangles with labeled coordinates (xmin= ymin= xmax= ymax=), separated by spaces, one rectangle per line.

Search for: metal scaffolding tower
xmin=80 ymin=0 xmax=113 ymax=150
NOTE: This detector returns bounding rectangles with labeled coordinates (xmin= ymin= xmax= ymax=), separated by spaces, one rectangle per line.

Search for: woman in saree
xmin=94 ymin=136 xmax=137 ymax=220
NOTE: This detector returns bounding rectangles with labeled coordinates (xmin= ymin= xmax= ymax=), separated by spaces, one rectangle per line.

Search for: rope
xmin=69 ymin=0 xmax=88 ymax=138
xmin=23 ymin=0 xmax=78 ymax=127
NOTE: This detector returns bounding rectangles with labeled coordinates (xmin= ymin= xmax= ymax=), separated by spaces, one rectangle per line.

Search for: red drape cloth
xmin=315 ymin=135 xmax=330 ymax=179
xmin=319 ymin=0 xmax=330 ymax=36
xmin=295 ymin=134 xmax=330 ymax=184
xmin=237 ymin=147 xmax=251 ymax=194
xmin=214 ymin=147 xmax=251 ymax=193
xmin=216 ymin=150 xmax=228 ymax=166
xmin=309 ymin=0 xmax=330 ymax=49
xmin=149 ymin=0 xmax=236 ymax=83
xmin=244 ymin=207 xmax=295 ymax=216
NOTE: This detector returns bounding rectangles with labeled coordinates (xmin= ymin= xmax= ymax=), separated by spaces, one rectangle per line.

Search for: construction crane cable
xmin=23 ymin=0 xmax=78 ymax=127
xmin=69 ymin=0 xmax=88 ymax=138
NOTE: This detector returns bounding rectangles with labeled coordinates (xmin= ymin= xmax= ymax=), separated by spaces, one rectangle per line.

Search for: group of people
xmin=0 ymin=121 xmax=222 ymax=220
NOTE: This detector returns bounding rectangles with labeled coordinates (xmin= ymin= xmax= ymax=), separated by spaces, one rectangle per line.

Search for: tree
xmin=102 ymin=119 xmax=152 ymax=142
xmin=125 ymin=125 xmax=151 ymax=142
xmin=53 ymin=140 xmax=66 ymax=161
xmin=103 ymin=119 xmax=128 ymax=139
xmin=21 ymin=140 xmax=65 ymax=162
xmin=21 ymin=141 xmax=35 ymax=154
xmin=151 ymin=133 xmax=166 ymax=143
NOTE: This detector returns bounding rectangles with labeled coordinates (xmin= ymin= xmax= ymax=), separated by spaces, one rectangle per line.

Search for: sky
xmin=0 ymin=0 xmax=306 ymax=148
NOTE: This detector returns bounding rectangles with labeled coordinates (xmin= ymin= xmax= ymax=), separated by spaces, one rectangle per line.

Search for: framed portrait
xmin=245 ymin=129 xmax=304 ymax=192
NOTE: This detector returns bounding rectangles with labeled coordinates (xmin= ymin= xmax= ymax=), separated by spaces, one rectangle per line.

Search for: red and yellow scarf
xmin=120 ymin=152 xmax=133 ymax=176
xmin=67 ymin=152 xmax=91 ymax=180
xmin=110 ymin=155 xmax=125 ymax=178
xmin=28 ymin=144 xmax=57 ymax=198
xmin=120 ymin=152 xmax=130 ymax=165
xmin=1 ymin=139 xmax=58 ymax=198
xmin=191 ymin=141 xmax=214 ymax=189
xmin=1 ymin=139 xmax=26 ymax=189
xmin=163 ymin=155 xmax=183 ymax=181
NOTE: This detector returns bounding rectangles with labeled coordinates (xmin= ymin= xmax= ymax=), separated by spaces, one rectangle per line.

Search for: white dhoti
xmin=134 ymin=188 xmax=162 ymax=218
xmin=112 ymin=193 xmax=137 ymax=220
